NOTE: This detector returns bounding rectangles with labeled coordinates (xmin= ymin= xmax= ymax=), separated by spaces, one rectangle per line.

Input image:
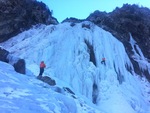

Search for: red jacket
xmin=102 ymin=58 xmax=105 ymax=61
xmin=40 ymin=62 xmax=46 ymax=68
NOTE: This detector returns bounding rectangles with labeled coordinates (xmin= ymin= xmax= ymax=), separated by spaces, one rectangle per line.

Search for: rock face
xmin=0 ymin=0 xmax=58 ymax=42
xmin=86 ymin=4 xmax=150 ymax=80
xmin=87 ymin=4 xmax=150 ymax=60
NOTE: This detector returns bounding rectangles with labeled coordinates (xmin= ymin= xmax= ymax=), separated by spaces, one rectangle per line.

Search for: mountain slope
xmin=0 ymin=21 xmax=150 ymax=113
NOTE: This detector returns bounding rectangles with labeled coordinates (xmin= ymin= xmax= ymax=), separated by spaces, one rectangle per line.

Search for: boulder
xmin=13 ymin=59 xmax=25 ymax=74
xmin=37 ymin=75 xmax=56 ymax=86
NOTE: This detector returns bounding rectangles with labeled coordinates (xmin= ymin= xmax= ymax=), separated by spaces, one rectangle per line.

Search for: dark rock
xmin=0 ymin=0 xmax=58 ymax=42
xmin=63 ymin=87 xmax=75 ymax=95
xmin=13 ymin=59 xmax=25 ymax=74
xmin=62 ymin=17 xmax=83 ymax=23
xmin=63 ymin=87 xmax=76 ymax=98
xmin=82 ymin=23 xmax=91 ymax=29
xmin=0 ymin=47 xmax=26 ymax=74
xmin=37 ymin=76 xmax=56 ymax=86
xmin=0 ymin=47 xmax=9 ymax=62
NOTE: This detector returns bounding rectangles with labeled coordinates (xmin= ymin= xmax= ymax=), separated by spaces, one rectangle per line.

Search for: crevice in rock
xmin=84 ymin=39 xmax=97 ymax=66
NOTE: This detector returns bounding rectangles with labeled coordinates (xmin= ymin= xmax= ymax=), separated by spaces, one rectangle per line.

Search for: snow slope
xmin=0 ymin=21 xmax=150 ymax=113
xmin=0 ymin=61 xmax=103 ymax=113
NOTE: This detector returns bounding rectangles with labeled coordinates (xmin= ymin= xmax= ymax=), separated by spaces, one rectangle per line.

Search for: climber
xmin=38 ymin=61 xmax=46 ymax=78
xmin=101 ymin=58 xmax=106 ymax=65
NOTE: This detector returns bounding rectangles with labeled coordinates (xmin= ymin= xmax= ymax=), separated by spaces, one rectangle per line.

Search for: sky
xmin=38 ymin=0 xmax=150 ymax=22
xmin=1 ymin=21 xmax=150 ymax=113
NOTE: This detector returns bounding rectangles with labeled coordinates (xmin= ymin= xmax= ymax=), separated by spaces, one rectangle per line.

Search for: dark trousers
xmin=39 ymin=68 xmax=44 ymax=76
xmin=101 ymin=61 xmax=106 ymax=65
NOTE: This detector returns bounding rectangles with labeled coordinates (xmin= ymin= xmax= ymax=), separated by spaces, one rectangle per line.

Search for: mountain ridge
xmin=87 ymin=4 xmax=150 ymax=60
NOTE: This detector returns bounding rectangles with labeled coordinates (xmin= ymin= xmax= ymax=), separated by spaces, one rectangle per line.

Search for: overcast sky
xmin=38 ymin=0 xmax=150 ymax=22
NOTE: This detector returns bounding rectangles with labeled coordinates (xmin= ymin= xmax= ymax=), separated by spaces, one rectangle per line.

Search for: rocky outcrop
xmin=86 ymin=4 xmax=150 ymax=80
xmin=62 ymin=17 xmax=83 ymax=23
xmin=0 ymin=47 xmax=25 ymax=74
xmin=0 ymin=0 xmax=58 ymax=42
xmin=0 ymin=47 xmax=9 ymax=62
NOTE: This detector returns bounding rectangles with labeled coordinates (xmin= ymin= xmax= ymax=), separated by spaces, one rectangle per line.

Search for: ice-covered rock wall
xmin=1 ymin=22 xmax=150 ymax=113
